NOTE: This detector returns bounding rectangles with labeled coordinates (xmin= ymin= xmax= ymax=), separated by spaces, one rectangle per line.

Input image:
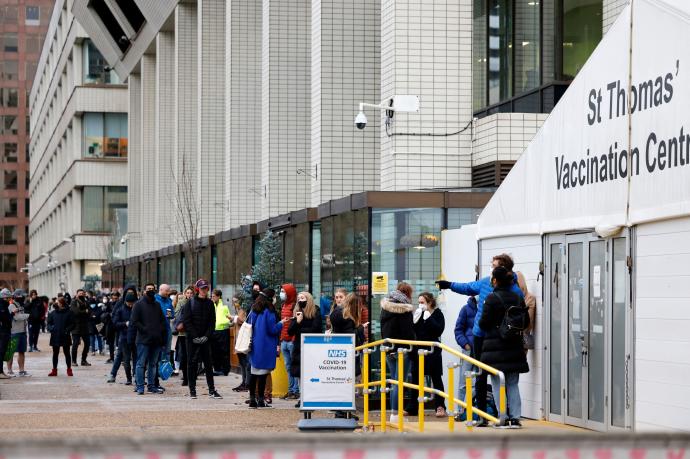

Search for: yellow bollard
xmin=466 ymin=373 xmax=473 ymax=431
xmin=363 ymin=350 xmax=370 ymax=430
xmin=397 ymin=350 xmax=404 ymax=432
xmin=380 ymin=348 xmax=387 ymax=432
xmin=418 ymin=351 xmax=425 ymax=433
xmin=271 ymin=351 xmax=289 ymax=398
xmin=448 ymin=365 xmax=455 ymax=432
xmin=499 ymin=383 xmax=507 ymax=425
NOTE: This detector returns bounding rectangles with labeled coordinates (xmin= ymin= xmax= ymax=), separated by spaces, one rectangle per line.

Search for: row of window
xmin=0 ymin=115 xmax=29 ymax=136
xmin=0 ymin=5 xmax=41 ymax=25
xmin=83 ymin=113 xmax=128 ymax=158
xmin=1 ymin=60 xmax=38 ymax=82
xmin=2 ymin=33 xmax=44 ymax=55
xmin=0 ymin=198 xmax=29 ymax=218
xmin=0 ymin=254 xmax=17 ymax=272
xmin=82 ymin=186 xmax=127 ymax=233
xmin=2 ymin=142 xmax=29 ymax=164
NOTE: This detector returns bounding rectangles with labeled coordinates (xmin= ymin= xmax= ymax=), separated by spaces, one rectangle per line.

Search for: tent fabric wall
xmin=479 ymin=235 xmax=543 ymax=420
xmin=477 ymin=0 xmax=690 ymax=240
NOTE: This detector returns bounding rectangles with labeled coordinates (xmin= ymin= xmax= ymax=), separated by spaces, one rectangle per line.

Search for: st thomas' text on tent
xmin=554 ymin=60 xmax=687 ymax=191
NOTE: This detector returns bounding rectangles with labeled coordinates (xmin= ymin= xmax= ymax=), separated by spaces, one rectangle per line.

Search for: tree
xmin=251 ymin=230 xmax=284 ymax=291
xmin=171 ymin=157 xmax=201 ymax=284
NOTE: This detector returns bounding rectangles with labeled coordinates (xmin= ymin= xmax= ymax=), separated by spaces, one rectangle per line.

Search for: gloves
xmin=413 ymin=307 xmax=423 ymax=324
xmin=423 ymin=310 xmax=431 ymax=321
xmin=192 ymin=336 xmax=208 ymax=344
xmin=436 ymin=280 xmax=451 ymax=290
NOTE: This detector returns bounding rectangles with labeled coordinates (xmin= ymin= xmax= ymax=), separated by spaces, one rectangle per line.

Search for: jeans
xmin=281 ymin=340 xmax=299 ymax=394
xmin=135 ymin=344 xmax=160 ymax=391
xmin=111 ymin=341 xmax=135 ymax=381
xmin=71 ymin=334 xmax=90 ymax=363
xmin=458 ymin=348 xmax=475 ymax=410
xmin=238 ymin=353 xmax=250 ymax=385
xmin=386 ymin=352 xmax=411 ymax=412
xmin=491 ymin=371 xmax=521 ymax=419
xmin=90 ymin=334 xmax=103 ymax=352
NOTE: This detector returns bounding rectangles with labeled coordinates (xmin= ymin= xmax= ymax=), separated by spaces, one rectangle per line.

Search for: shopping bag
xmin=158 ymin=360 xmax=174 ymax=381
xmin=234 ymin=321 xmax=252 ymax=354
xmin=4 ymin=336 xmax=18 ymax=362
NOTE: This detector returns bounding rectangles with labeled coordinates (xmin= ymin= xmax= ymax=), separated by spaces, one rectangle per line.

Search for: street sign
xmin=300 ymin=334 xmax=356 ymax=411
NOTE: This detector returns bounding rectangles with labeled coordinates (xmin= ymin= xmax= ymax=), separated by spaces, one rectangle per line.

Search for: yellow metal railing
xmin=355 ymin=338 xmax=507 ymax=433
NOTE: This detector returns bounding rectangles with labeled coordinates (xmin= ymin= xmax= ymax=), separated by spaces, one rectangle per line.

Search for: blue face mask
xmin=90 ymin=304 xmax=96 ymax=309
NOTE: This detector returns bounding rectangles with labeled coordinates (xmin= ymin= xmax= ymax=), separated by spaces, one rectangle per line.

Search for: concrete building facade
xmin=28 ymin=0 xmax=128 ymax=294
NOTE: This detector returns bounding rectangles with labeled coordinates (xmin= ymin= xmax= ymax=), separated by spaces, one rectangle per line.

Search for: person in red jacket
xmin=278 ymin=283 xmax=299 ymax=399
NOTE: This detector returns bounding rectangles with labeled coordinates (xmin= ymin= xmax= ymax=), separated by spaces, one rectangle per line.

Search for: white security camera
xmin=354 ymin=111 xmax=367 ymax=130
xmin=120 ymin=237 xmax=127 ymax=245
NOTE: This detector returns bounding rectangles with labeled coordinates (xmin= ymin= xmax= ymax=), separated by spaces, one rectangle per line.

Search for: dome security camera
xmin=354 ymin=111 xmax=367 ymax=130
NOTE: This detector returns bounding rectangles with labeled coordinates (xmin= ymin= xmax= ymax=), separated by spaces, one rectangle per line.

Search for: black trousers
xmin=177 ymin=336 xmax=188 ymax=383
xmin=71 ymin=334 xmax=90 ymax=363
xmin=29 ymin=322 xmax=41 ymax=349
xmin=211 ymin=329 xmax=230 ymax=375
xmin=52 ymin=344 xmax=71 ymax=369
xmin=248 ymin=373 xmax=268 ymax=401
xmin=187 ymin=337 xmax=214 ymax=392
xmin=106 ymin=335 xmax=115 ymax=360
xmin=0 ymin=331 xmax=10 ymax=370
xmin=473 ymin=336 xmax=488 ymax=413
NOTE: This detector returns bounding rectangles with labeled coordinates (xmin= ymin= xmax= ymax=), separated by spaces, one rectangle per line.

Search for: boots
xmin=66 ymin=368 xmax=73 ymax=377
xmin=48 ymin=369 xmax=57 ymax=377
xmin=248 ymin=397 xmax=258 ymax=408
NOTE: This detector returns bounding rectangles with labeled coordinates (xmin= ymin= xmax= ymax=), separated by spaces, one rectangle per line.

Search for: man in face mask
xmin=130 ymin=283 xmax=167 ymax=395
xmin=108 ymin=292 xmax=137 ymax=385
xmin=70 ymin=289 xmax=91 ymax=366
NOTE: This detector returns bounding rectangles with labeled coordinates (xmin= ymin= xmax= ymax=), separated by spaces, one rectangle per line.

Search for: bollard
xmin=418 ymin=350 xmax=425 ymax=433
xmin=363 ymin=349 xmax=370 ymax=430
xmin=380 ymin=346 xmax=389 ymax=432
xmin=447 ymin=364 xmax=455 ymax=432
xmin=397 ymin=349 xmax=404 ymax=432
xmin=499 ymin=377 xmax=507 ymax=425
xmin=466 ymin=371 xmax=474 ymax=430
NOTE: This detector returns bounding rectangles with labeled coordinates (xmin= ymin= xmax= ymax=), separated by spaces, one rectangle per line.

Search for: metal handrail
xmin=355 ymin=338 xmax=507 ymax=433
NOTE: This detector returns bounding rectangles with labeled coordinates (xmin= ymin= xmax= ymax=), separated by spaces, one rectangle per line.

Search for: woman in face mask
xmin=286 ymin=292 xmax=323 ymax=406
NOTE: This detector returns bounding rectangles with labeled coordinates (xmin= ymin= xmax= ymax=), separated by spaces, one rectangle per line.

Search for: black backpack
xmin=494 ymin=291 xmax=530 ymax=340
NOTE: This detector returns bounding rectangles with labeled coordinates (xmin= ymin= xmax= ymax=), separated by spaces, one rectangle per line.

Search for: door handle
xmin=581 ymin=346 xmax=588 ymax=367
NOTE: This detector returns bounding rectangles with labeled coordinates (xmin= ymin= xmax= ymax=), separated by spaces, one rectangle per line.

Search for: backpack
xmin=494 ymin=291 xmax=530 ymax=340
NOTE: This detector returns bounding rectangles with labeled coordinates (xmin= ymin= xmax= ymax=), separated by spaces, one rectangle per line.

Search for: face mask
xmin=298 ymin=300 xmax=307 ymax=307
xmin=418 ymin=303 xmax=425 ymax=309
xmin=145 ymin=290 xmax=156 ymax=299
xmin=90 ymin=304 xmax=96 ymax=309
xmin=279 ymin=292 xmax=287 ymax=301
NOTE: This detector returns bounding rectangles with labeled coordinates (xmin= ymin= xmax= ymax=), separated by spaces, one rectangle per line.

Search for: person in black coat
xmin=47 ymin=294 xmax=75 ymax=376
xmin=108 ymin=292 xmax=136 ymax=384
xmin=70 ymin=289 xmax=91 ymax=366
xmin=379 ymin=282 xmax=416 ymax=420
xmin=411 ymin=292 xmax=446 ymax=417
xmin=131 ymin=283 xmax=167 ymax=394
xmin=479 ymin=266 xmax=529 ymax=428
xmin=27 ymin=290 xmax=44 ymax=352
xmin=286 ymin=291 xmax=323 ymax=405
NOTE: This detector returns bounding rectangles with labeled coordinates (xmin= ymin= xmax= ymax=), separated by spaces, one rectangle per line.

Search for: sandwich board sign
xmin=300 ymin=334 xmax=356 ymax=411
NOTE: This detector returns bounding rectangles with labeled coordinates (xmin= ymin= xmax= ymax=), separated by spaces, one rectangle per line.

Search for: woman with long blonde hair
xmin=286 ymin=291 xmax=323 ymax=406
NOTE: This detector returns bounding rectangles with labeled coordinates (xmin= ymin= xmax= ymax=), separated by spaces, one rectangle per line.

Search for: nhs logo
xmin=328 ymin=350 xmax=347 ymax=358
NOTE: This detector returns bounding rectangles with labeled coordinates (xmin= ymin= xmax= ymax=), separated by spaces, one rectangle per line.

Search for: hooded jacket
xmin=380 ymin=290 xmax=416 ymax=347
xmin=279 ymin=284 xmax=297 ymax=342
xmin=130 ymin=294 xmax=166 ymax=346
xmin=454 ymin=296 xmax=477 ymax=350
xmin=70 ymin=296 xmax=90 ymax=335
xmin=113 ymin=301 xmax=134 ymax=345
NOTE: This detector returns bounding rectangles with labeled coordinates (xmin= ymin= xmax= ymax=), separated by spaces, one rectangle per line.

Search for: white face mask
xmin=280 ymin=292 xmax=287 ymax=301
xmin=418 ymin=303 xmax=426 ymax=310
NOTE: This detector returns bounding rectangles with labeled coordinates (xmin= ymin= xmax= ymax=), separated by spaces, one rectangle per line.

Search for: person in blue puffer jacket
xmin=247 ymin=289 xmax=290 ymax=409
xmin=454 ymin=295 xmax=477 ymax=415
xmin=437 ymin=253 xmax=523 ymax=426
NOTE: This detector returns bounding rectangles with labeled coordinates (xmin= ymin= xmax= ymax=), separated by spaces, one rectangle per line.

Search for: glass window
xmin=2 ymin=33 xmax=18 ymax=53
xmin=83 ymin=39 xmax=120 ymax=84
xmin=611 ymin=237 xmax=627 ymax=427
xmin=83 ymin=113 xmax=128 ymax=157
xmin=283 ymin=222 xmax=311 ymax=293
xmin=2 ymin=143 xmax=18 ymax=163
xmin=25 ymin=35 xmax=43 ymax=54
xmin=514 ymin=0 xmax=540 ymax=94
xmin=1 ymin=198 xmax=18 ymax=217
xmin=115 ymin=0 xmax=145 ymax=33
xmin=488 ymin=0 xmax=512 ymax=105
xmin=81 ymin=186 xmax=127 ymax=232
xmin=25 ymin=6 xmax=40 ymax=25
xmin=2 ymin=226 xmax=17 ymax=245
xmin=1 ymin=61 xmax=18 ymax=80
xmin=1 ymin=116 xmax=18 ymax=135
xmin=473 ymin=0 xmax=487 ymax=111
xmin=25 ymin=62 xmax=38 ymax=83
xmin=0 ymin=254 xmax=17 ymax=272
xmin=0 ymin=88 xmax=19 ymax=107
xmin=311 ymin=222 xmax=321 ymax=302
xmin=2 ymin=170 xmax=17 ymax=190
xmin=562 ymin=0 xmax=602 ymax=79
xmin=90 ymin=0 xmax=130 ymax=53
xmin=0 ymin=7 xmax=18 ymax=25
xmin=447 ymin=208 xmax=482 ymax=229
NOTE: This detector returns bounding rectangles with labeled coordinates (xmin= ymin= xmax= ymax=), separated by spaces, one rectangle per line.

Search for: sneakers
xmin=147 ymin=387 xmax=165 ymax=394
xmin=190 ymin=390 xmax=197 ymax=399
xmin=72 ymin=361 xmax=78 ymax=367
xmin=67 ymin=368 xmax=73 ymax=377
xmin=105 ymin=359 xmax=113 ymax=364
xmin=35 ymin=348 xmax=41 ymax=352
xmin=81 ymin=361 xmax=91 ymax=367
xmin=18 ymin=371 xmax=30 ymax=377
xmin=475 ymin=418 xmax=489 ymax=427
xmin=48 ymin=369 xmax=58 ymax=377
xmin=286 ymin=392 xmax=300 ymax=400
xmin=209 ymin=390 xmax=223 ymax=399
xmin=125 ymin=380 xmax=132 ymax=386
xmin=181 ymin=380 xmax=188 ymax=387
xmin=435 ymin=407 xmax=447 ymax=418
xmin=232 ymin=384 xmax=246 ymax=392
xmin=107 ymin=376 xmax=116 ymax=383
xmin=257 ymin=399 xmax=270 ymax=408
xmin=248 ymin=399 xmax=258 ymax=409
xmin=0 ymin=373 xmax=10 ymax=379
xmin=137 ymin=389 xmax=145 ymax=395
xmin=509 ymin=418 xmax=523 ymax=428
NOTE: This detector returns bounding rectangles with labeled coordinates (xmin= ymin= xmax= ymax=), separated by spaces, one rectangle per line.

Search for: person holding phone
xmin=287 ymin=292 xmax=323 ymax=406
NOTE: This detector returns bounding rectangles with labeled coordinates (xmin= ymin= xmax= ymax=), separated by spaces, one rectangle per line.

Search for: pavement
xmin=0 ymin=333 xmax=586 ymax=440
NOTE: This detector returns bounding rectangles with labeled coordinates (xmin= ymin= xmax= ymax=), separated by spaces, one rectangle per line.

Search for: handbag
xmin=235 ymin=315 xmax=253 ymax=354
xmin=4 ymin=336 xmax=18 ymax=362
xmin=158 ymin=360 xmax=174 ymax=381
xmin=523 ymin=332 xmax=535 ymax=350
